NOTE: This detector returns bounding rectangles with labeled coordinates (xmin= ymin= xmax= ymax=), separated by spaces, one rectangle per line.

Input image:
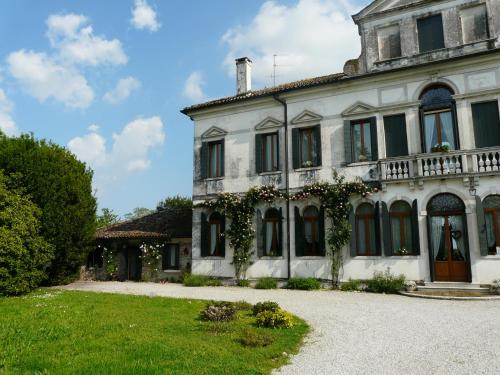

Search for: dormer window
xmin=460 ymin=4 xmax=489 ymax=44
xmin=417 ymin=14 xmax=445 ymax=52
xmin=377 ymin=25 xmax=401 ymax=60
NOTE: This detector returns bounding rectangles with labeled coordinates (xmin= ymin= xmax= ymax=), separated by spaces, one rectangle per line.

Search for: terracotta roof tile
xmin=95 ymin=208 xmax=192 ymax=240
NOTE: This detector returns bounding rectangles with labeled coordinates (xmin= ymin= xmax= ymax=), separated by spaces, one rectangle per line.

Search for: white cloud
xmin=103 ymin=76 xmax=141 ymax=104
xmin=88 ymin=124 xmax=100 ymax=132
xmin=131 ymin=0 xmax=161 ymax=32
xmin=222 ymin=0 xmax=361 ymax=87
xmin=68 ymin=116 xmax=165 ymax=177
xmin=183 ymin=71 xmax=206 ymax=102
xmin=7 ymin=50 xmax=94 ymax=108
xmin=0 ymin=88 xmax=17 ymax=136
xmin=47 ymin=13 xmax=127 ymax=66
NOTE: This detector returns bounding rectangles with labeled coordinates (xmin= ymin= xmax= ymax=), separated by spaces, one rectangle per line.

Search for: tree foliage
xmin=0 ymin=171 xmax=54 ymax=295
xmin=157 ymin=195 xmax=193 ymax=211
xmin=0 ymin=133 xmax=97 ymax=285
xmin=96 ymin=208 xmax=120 ymax=229
xmin=124 ymin=207 xmax=155 ymax=221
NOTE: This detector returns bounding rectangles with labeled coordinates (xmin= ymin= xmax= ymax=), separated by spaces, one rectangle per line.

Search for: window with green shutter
xmin=384 ymin=114 xmax=408 ymax=157
xmin=256 ymin=132 xmax=279 ymax=173
xmin=207 ymin=140 xmax=224 ymax=178
xmin=417 ymin=14 xmax=445 ymax=52
xmin=350 ymin=117 xmax=378 ymax=162
xmin=472 ymin=101 xmax=500 ymax=149
xmin=162 ymin=244 xmax=180 ymax=270
xmin=294 ymin=126 xmax=322 ymax=168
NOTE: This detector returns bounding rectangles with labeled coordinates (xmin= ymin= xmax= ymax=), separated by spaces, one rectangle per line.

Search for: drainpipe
xmin=273 ymin=95 xmax=291 ymax=279
xmin=377 ymin=160 xmax=384 ymax=256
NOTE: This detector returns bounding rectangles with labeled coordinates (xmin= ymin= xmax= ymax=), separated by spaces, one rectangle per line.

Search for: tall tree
xmin=0 ymin=133 xmax=97 ymax=285
xmin=96 ymin=208 xmax=120 ymax=228
xmin=157 ymin=195 xmax=193 ymax=211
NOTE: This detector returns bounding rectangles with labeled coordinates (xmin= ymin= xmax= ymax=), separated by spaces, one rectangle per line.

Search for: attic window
xmin=460 ymin=5 xmax=489 ymax=44
xmin=418 ymin=14 xmax=445 ymax=52
xmin=377 ymin=25 xmax=402 ymax=60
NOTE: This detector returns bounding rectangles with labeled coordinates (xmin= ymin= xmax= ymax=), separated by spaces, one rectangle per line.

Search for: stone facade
xmin=184 ymin=0 xmax=500 ymax=284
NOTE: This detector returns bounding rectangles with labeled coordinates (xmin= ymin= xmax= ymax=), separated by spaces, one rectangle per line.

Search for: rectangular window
xmin=299 ymin=127 xmax=320 ymax=168
xmin=262 ymin=133 xmax=279 ymax=172
xmin=472 ymin=101 xmax=500 ymax=148
xmin=384 ymin=114 xmax=408 ymax=157
xmin=418 ymin=14 xmax=445 ymax=52
xmin=423 ymin=110 xmax=457 ymax=153
xmin=461 ymin=5 xmax=489 ymax=44
xmin=208 ymin=141 xmax=223 ymax=178
xmin=377 ymin=25 xmax=402 ymax=60
xmin=162 ymin=244 xmax=179 ymax=270
xmin=351 ymin=120 xmax=372 ymax=162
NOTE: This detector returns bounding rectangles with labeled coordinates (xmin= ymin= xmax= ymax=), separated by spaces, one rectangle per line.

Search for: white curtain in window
xmin=210 ymin=224 xmax=217 ymax=255
xmin=357 ymin=220 xmax=366 ymax=254
xmin=363 ymin=123 xmax=372 ymax=160
xmin=485 ymin=213 xmax=496 ymax=248
xmin=391 ymin=217 xmax=401 ymax=251
xmin=431 ymin=216 xmax=445 ymax=260
xmin=265 ymin=221 xmax=273 ymax=254
xmin=439 ymin=111 xmax=455 ymax=150
xmin=424 ymin=114 xmax=438 ymax=152
xmin=448 ymin=215 xmax=465 ymax=261
xmin=353 ymin=125 xmax=361 ymax=161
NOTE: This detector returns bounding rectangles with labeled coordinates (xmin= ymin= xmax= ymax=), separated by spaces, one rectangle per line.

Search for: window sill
xmin=258 ymin=171 xmax=282 ymax=176
xmin=162 ymin=269 xmax=181 ymax=272
xmin=199 ymin=256 xmax=225 ymax=260
xmin=346 ymin=161 xmax=377 ymax=167
xmin=204 ymin=177 xmax=224 ymax=182
xmin=258 ymin=256 xmax=284 ymax=260
xmin=294 ymin=166 xmax=322 ymax=172
xmin=351 ymin=256 xmax=383 ymax=259
xmin=294 ymin=256 xmax=326 ymax=260
xmin=388 ymin=255 xmax=420 ymax=259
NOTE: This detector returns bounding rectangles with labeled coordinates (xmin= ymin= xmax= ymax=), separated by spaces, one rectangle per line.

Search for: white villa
xmin=182 ymin=0 xmax=500 ymax=285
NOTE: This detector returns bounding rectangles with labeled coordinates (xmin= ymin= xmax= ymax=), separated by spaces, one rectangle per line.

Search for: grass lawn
xmin=0 ymin=289 xmax=308 ymax=375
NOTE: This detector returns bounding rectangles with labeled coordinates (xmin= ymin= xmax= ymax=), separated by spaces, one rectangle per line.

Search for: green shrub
xmin=233 ymin=300 xmax=253 ymax=311
xmin=252 ymin=301 xmax=280 ymax=316
xmin=239 ymin=328 xmax=274 ymax=347
xmin=183 ymin=274 xmax=209 ymax=287
xmin=366 ymin=270 xmax=406 ymax=294
xmin=200 ymin=301 xmax=236 ymax=322
xmin=286 ymin=277 xmax=321 ymax=290
xmin=0 ymin=172 xmax=54 ymax=295
xmin=256 ymin=309 xmax=294 ymax=329
xmin=236 ymin=279 xmax=250 ymax=287
xmin=206 ymin=278 xmax=223 ymax=287
xmin=340 ymin=278 xmax=362 ymax=291
xmin=254 ymin=278 xmax=277 ymax=289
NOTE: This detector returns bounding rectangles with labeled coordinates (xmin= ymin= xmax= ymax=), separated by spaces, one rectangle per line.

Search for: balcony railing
xmin=381 ymin=147 xmax=500 ymax=181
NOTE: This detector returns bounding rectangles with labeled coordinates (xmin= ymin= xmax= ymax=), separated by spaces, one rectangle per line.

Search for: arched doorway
xmin=427 ymin=194 xmax=471 ymax=282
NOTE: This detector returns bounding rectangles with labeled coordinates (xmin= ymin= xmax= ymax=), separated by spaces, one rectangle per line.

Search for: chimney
xmin=235 ymin=57 xmax=252 ymax=95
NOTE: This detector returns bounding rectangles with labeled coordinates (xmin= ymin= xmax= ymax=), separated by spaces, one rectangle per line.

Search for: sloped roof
xmin=96 ymin=208 xmax=192 ymax=240
xmin=181 ymin=72 xmax=346 ymax=114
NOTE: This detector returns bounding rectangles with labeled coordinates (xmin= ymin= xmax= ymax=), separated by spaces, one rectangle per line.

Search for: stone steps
xmin=417 ymin=282 xmax=490 ymax=295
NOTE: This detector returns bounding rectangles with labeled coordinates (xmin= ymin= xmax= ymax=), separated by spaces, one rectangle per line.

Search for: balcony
xmin=381 ymin=147 xmax=500 ymax=182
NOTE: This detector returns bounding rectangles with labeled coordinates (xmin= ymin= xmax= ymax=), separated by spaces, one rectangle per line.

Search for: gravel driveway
xmin=60 ymin=281 xmax=500 ymax=375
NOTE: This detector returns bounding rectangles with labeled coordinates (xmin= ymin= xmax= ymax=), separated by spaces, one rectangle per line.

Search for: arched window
xmin=390 ymin=201 xmax=413 ymax=255
xmin=263 ymin=208 xmax=282 ymax=256
xmin=304 ymin=206 xmax=320 ymax=256
xmin=483 ymin=195 xmax=500 ymax=255
xmin=208 ymin=212 xmax=224 ymax=256
xmin=356 ymin=203 xmax=377 ymax=255
xmin=419 ymin=85 xmax=458 ymax=153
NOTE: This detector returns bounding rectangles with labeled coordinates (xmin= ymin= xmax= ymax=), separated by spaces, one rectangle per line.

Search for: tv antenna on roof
xmin=269 ymin=54 xmax=290 ymax=87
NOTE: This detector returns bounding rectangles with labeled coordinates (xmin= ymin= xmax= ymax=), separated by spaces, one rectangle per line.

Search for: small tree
xmin=157 ymin=195 xmax=192 ymax=211
xmin=0 ymin=171 xmax=54 ymax=295
xmin=124 ymin=207 xmax=155 ymax=221
xmin=96 ymin=208 xmax=120 ymax=228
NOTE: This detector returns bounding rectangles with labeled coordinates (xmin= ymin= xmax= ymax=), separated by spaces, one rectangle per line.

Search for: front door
xmin=126 ymin=247 xmax=141 ymax=281
xmin=429 ymin=215 xmax=468 ymax=282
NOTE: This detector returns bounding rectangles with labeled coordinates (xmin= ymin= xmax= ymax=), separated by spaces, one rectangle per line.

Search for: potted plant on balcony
xmin=431 ymin=142 xmax=450 ymax=153
xmin=491 ymin=279 xmax=500 ymax=295
xmin=395 ymin=247 xmax=410 ymax=256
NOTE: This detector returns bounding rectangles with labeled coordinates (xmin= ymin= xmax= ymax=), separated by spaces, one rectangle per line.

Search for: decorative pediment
xmin=290 ymin=110 xmax=323 ymax=125
xmin=255 ymin=116 xmax=283 ymax=131
xmin=201 ymin=126 xmax=227 ymax=139
xmin=354 ymin=0 xmax=417 ymax=22
xmin=341 ymin=101 xmax=378 ymax=117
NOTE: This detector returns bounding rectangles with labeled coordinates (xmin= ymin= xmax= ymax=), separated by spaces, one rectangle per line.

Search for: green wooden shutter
xmin=314 ymin=126 xmax=322 ymax=167
xmin=374 ymin=202 xmax=382 ymax=256
xmin=426 ymin=216 xmax=435 ymax=281
xmin=220 ymin=140 xmax=225 ymax=177
xmin=384 ymin=114 xmax=408 ymax=157
xmin=255 ymin=134 xmax=263 ymax=174
xmin=411 ymin=200 xmax=421 ymax=255
xmin=276 ymin=132 xmax=281 ymax=171
xmin=472 ymin=101 xmax=500 ymax=148
xmin=381 ymin=202 xmax=392 ymax=256
xmin=418 ymin=14 xmax=445 ymax=52
xmin=319 ymin=206 xmax=326 ymax=256
xmin=344 ymin=120 xmax=352 ymax=165
xmin=200 ymin=213 xmax=208 ymax=257
xmin=348 ymin=206 xmax=356 ymax=257
xmin=278 ymin=207 xmax=283 ymax=256
xmin=369 ymin=117 xmax=378 ymax=161
xmin=475 ymin=195 xmax=488 ymax=256
xmin=292 ymin=128 xmax=300 ymax=169
xmin=220 ymin=214 xmax=226 ymax=257
xmin=294 ymin=206 xmax=304 ymax=257
xmin=256 ymin=209 xmax=264 ymax=257
xmin=200 ymin=142 xmax=208 ymax=179
xmin=175 ymin=244 xmax=180 ymax=269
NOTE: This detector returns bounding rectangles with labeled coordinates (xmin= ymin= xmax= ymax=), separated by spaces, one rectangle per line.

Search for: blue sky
xmin=0 ymin=0 xmax=368 ymax=216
